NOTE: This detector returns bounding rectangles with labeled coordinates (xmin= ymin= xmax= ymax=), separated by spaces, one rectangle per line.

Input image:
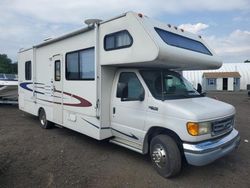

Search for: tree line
xmin=0 ymin=54 xmax=17 ymax=74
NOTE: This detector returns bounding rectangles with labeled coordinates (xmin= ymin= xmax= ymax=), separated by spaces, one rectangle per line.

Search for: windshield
xmin=140 ymin=70 xmax=202 ymax=100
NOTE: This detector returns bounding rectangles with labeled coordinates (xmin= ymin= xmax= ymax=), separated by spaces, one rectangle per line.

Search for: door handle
xmin=113 ymin=107 xmax=116 ymax=114
xmin=148 ymin=106 xmax=158 ymax=111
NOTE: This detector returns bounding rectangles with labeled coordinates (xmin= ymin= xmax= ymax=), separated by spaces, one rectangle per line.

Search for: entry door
xmin=111 ymin=72 xmax=147 ymax=143
xmin=52 ymin=55 xmax=63 ymax=125
xmin=223 ymin=78 xmax=228 ymax=90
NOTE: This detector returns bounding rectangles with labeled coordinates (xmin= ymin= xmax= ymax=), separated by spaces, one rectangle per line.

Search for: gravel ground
xmin=0 ymin=91 xmax=249 ymax=188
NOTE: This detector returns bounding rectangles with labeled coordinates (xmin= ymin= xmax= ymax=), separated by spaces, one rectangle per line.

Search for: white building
xmin=183 ymin=63 xmax=250 ymax=90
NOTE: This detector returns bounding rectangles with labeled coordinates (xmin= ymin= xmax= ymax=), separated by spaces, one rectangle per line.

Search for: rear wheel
xmin=38 ymin=108 xmax=53 ymax=129
xmin=150 ymin=134 xmax=182 ymax=178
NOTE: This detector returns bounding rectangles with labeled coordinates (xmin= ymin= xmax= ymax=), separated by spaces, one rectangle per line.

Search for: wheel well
xmin=143 ymin=127 xmax=183 ymax=155
xmin=37 ymin=107 xmax=44 ymax=116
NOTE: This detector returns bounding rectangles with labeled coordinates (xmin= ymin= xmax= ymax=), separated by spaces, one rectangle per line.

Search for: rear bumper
xmin=183 ymin=129 xmax=240 ymax=166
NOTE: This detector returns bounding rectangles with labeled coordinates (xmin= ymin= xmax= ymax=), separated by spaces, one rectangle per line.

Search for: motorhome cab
xmin=18 ymin=12 xmax=240 ymax=178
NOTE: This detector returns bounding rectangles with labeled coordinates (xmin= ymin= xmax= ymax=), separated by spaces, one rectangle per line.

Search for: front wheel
xmin=38 ymin=108 xmax=53 ymax=129
xmin=150 ymin=134 xmax=182 ymax=178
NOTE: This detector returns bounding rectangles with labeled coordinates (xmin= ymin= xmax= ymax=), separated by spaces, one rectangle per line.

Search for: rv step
xmin=109 ymin=137 xmax=143 ymax=154
xmin=54 ymin=124 xmax=63 ymax=128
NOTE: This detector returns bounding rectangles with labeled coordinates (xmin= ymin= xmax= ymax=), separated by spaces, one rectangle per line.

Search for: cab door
xmin=52 ymin=55 xmax=63 ymax=125
xmin=110 ymin=71 xmax=147 ymax=143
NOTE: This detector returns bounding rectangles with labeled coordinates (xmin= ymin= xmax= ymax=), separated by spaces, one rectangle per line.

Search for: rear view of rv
xmin=18 ymin=12 xmax=240 ymax=178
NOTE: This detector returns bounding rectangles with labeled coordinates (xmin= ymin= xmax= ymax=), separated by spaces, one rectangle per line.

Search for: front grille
xmin=212 ymin=116 xmax=234 ymax=136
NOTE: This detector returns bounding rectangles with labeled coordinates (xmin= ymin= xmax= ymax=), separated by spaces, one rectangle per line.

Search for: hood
xmin=162 ymin=97 xmax=235 ymax=121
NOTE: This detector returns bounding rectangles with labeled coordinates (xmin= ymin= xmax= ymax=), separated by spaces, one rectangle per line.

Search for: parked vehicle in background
xmin=0 ymin=73 xmax=18 ymax=104
xmin=18 ymin=12 xmax=240 ymax=178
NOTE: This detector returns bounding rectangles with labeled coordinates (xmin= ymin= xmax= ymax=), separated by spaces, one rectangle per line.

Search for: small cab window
xmin=66 ymin=48 xmax=95 ymax=80
xmin=116 ymin=72 xmax=144 ymax=101
xmin=155 ymin=27 xmax=212 ymax=56
xmin=25 ymin=61 xmax=32 ymax=80
xmin=54 ymin=60 xmax=61 ymax=81
xmin=104 ymin=30 xmax=133 ymax=51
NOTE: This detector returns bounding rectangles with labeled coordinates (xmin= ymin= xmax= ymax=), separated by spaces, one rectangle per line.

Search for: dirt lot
xmin=0 ymin=92 xmax=249 ymax=188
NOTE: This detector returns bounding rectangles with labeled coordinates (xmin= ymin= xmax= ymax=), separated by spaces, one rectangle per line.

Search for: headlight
xmin=186 ymin=122 xmax=211 ymax=136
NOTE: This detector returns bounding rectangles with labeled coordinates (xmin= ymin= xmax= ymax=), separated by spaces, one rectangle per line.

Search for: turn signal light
xmin=187 ymin=122 xmax=199 ymax=136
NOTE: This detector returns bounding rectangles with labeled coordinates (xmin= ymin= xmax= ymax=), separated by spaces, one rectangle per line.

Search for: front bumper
xmin=183 ymin=129 xmax=240 ymax=166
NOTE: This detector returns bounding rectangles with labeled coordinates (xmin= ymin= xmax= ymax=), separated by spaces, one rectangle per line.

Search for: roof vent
xmin=84 ymin=19 xmax=102 ymax=26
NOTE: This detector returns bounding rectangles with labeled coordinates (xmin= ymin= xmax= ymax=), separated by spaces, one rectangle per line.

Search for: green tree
xmin=0 ymin=54 xmax=17 ymax=74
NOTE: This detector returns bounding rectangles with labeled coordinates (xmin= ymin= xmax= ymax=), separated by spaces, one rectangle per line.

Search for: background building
xmin=183 ymin=63 xmax=250 ymax=91
xmin=202 ymin=72 xmax=241 ymax=91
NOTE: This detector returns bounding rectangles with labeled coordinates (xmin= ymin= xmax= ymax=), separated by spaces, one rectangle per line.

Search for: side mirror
xmin=116 ymin=82 xmax=128 ymax=99
xmin=197 ymin=83 xmax=202 ymax=94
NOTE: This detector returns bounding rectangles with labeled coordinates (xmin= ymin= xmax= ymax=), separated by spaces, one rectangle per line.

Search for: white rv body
xmin=18 ymin=12 xmax=240 ymax=177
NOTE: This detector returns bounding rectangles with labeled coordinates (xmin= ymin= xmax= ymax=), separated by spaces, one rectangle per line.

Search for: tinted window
xmin=25 ymin=61 xmax=32 ymax=80
xmin=155 ymin=27 xmax=212 ymax=56
xmin=55 ymin=60 xmax=61 ymax=81
xmin=118 ymin=72 xmax=144 ymax=100
xmin=66 ymin=48 xmax=95 ymax=80
xmin=66 ymin=52 xmax=78 ymax=80
xmin=104 ymin=30 xmax=133 ymax=51
xmin=79 ymin=48 xmax=95 ymax=79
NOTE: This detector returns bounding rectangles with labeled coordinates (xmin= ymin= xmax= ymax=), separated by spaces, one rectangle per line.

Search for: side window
xmin=117 ymin=72 xmax=144 ymax=101
xmin=155 ymin=27 xmax=212 ymax=56
xmin=25 ymin=61 xmax=32 ymax=80
xmin=79 ymin=48 xmax=95 ymax=79
xmin=66 ymin=48 xmax=95 ymax=80
xmin=104 ymin=30 xmax=133 ymax=51
xmin=54 ymin=60 xmax=61 ymax=81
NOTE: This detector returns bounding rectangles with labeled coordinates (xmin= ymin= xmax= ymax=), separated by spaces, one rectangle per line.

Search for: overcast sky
xmin=0 ymin=0 xmax=250 ymax=63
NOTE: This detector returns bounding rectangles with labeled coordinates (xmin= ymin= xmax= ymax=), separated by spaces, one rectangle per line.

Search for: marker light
xmin=138 ymin=13 xmax=143 ymax=18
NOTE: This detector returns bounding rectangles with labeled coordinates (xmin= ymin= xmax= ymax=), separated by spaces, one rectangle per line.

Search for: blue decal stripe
xmin=20 ymin=82 xmax=33 ymax=92
xmin=111 ymin=128 xmax=138 ymax=140
xmin=81 ymin=118 xmax=138 ymax=140
xmin=81 ymin=118 xmax=100 ymax=129
xmin=20 ymin=82 xmax=45 ymax=95
xmin=101 ymin=127 xmax=111 ymax=130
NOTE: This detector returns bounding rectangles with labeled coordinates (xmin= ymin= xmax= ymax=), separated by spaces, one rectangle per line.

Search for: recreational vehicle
xmin=18 ymin=12 xmax=240 ymax=178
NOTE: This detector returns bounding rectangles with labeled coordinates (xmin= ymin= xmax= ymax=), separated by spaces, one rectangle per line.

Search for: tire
xmin=38 ymin=108 xmax=53 ymax=129
xmin=150 ymin=134 xmax=182 ymax=178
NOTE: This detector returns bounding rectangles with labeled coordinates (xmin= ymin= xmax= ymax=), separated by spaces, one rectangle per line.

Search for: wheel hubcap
xmin=152 ymin=144 xmax=167 ymax=168
xmin=40 ymin=114 xmax=46 ymax=125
